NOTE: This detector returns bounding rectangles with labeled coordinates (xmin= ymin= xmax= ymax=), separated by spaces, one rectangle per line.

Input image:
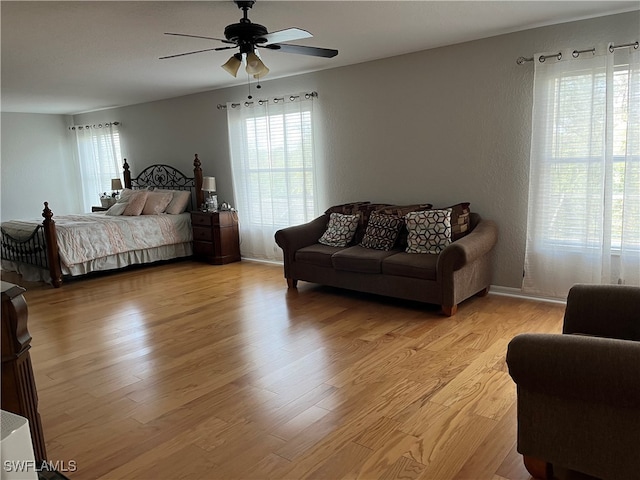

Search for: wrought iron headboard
xmin=122 ymin=156 xmax=204 ymax=211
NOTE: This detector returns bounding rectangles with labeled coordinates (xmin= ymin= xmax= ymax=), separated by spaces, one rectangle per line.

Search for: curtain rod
xmin=516 ymin=40 xmax=638 ymax=65
xmin=68 ymin=121 xmax=120 ymax=130
xmin=217 ymin=91 xmax=317 ymax=110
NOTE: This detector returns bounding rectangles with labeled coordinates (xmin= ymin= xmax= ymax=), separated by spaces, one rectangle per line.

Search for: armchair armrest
xmin=507 ymin=333 xmax=640 ymax=408
xmin=563 ymin=284 xmax=640 ymax=340
xmin=437 ymin=218 xmax=498 ymax=276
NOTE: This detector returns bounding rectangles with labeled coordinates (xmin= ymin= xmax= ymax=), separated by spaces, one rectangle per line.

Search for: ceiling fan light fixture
xmin=253 ymin=65 xmax=269 ymax=79
xmin=245 ymin=51 xmax=268 ymax=76
xmin=222 ymin=53 xmax=243 ymax=77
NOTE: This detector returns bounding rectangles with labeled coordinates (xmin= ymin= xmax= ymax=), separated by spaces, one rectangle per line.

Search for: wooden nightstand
xmin=190 ymin=211 xmax=241 ymax=264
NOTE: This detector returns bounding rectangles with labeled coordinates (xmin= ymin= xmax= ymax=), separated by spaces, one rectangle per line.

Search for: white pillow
xmin=105 ymin=203 xmax=127 ymax=216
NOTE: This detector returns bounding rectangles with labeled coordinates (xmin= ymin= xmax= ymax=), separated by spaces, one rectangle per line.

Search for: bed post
xmin=193 ymin=154 xmax=204 ymax=210
xmin=42 ymin=203 xmax=62 ymax=288
xmin=123 ymin=159 xmax=132 ymax=189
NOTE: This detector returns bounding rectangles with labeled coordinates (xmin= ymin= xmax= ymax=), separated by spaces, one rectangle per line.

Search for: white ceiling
xmin=2 ymin=1 xmax=638 ymax=115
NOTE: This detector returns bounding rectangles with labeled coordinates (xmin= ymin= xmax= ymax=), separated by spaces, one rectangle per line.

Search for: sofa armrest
xmin=507 ymin=333 xmax=640 ymax=408
xmin=275 ymin=215 xmax=329 ymax=253
xmin=275 ymin=215 xmax=329 ymax=279
xmin=563 ymin=284 xmax=640 ymax=340
xmin=437 ymin=218 xmax=498 ymax=276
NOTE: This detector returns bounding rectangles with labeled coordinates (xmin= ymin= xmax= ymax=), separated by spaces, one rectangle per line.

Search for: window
xmin=243 ymin=110 xmax=316 ymax=227
xmin=227 ymin=94 xmax=318 ymax=261
xmin=523 ymin=46 xmax=639 ymax=297
xmin=72 ymin=122 xmax=122 ymax=212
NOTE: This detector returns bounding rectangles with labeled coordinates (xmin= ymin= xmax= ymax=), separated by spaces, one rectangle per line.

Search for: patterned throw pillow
xmin=318 ymin=213 xmax=360 ymax=247
xmin=405 ymin=209 xmax=452 ymax=254
xmin=441 ymin=202 xmax=471 ymax=241
xmin=360 ymin=211 xmax=403 ymax=250
xmin=376 ymin=204 xmax=432 ymax=216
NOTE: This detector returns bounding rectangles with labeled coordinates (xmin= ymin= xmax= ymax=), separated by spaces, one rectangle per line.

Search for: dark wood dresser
xmin=190 ymin=211 xmax=241 ymax=264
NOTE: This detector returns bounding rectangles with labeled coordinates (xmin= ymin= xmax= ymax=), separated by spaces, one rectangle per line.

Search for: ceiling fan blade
xmin=260 ymin=28 xmax=312 ymax=45
xmin=159 ymin=47 xmax=220 ymax=60
xmin=164 ymin=32 xmax=235 ymax=45
xmin=265 ymin=43 xmax=338 ymax=58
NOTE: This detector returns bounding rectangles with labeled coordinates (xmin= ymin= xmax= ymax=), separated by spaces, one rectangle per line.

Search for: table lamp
xmin=202 ymin=176 xmax=218 ymax=212
xmin=111 ymin=178 xmax=123 ymax=198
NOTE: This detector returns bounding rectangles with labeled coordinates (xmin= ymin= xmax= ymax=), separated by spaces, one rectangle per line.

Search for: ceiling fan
xmin=160 ymin=0 xmax=338 ymax=79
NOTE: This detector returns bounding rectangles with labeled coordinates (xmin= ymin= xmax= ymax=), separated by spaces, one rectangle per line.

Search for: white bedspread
xmin=1 ymin=212 xmax=192 ymax=269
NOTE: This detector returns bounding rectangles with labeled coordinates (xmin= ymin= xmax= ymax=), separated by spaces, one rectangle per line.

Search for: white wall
xmin=8 ymin=11 xmax=639 ymax=290
xmin=1 ymin=112 xmax=77 ymax=221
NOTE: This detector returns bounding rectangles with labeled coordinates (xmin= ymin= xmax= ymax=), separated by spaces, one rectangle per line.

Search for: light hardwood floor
xmin=4 ymin=260 xmax=566 ymax=480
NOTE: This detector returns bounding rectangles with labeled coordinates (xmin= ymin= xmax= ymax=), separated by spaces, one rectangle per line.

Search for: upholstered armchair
xmin=506 ymin=284 xmax=640 ymax=480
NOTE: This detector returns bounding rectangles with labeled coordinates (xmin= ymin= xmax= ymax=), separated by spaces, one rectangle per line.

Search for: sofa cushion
xmin=405 ymin=209 xmax=452 ymax=254
xmin=360 ymin=211 xmax=403 ymax=251
xmin=382 ymin=252 xmax=438 ymax=280
xmin=296 ymin=243 xmax=345 ymax=267
xmin=331 ymin=245 xmax=399 ymax=274
xmin=318 ymin=213 xmax=360 ymax=247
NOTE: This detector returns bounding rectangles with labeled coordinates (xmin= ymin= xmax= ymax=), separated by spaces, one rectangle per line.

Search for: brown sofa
xmin=506 ymin=284 xmax=640 ymax=480
xmin=274 ymin=202 xmax=498 ymax=316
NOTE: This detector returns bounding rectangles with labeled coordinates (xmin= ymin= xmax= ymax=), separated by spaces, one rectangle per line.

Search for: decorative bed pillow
xmin=142 ymin=191 xmax=173 ymax=215
xmin=104 ymin=188 xmax=135 ymax=216
xmin=318 ymin=213 xmax=360 ymax=247
xmin=360 ymin=211 xmax=403 ymax=250
xmin=117 ymin=188 xmax=135 ymax=203
xmin=122 ymin=191 xmax=149 ymax=216
xmin=156 ymin=189 xmax=191 ymax=214
xmin=105 ymin=203 xmax=127 ymax=216
xmin=405 ymin=209 xmax=452 ymax=254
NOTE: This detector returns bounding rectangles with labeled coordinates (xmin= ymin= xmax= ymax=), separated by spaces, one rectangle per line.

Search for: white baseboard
xmin=489 ymin=285 xmax=566 ymax=305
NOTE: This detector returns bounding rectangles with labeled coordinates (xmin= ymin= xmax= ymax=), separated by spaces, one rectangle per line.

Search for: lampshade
xmin=222 ymin=54 xmax=242 ymax=77
xmin=111 ymin=178 xmax=123 ymax=190
xmin=245 ymin=52 xmax=268 ymax=76
xmin=202 ymin=176 xmax=216 ymax=192
xmin=253 ymin=65 xmax=269 ymax=80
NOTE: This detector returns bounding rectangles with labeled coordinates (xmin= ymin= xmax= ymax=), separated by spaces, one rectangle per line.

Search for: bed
xmin=1 ymin=155 xmax=204 ymax=287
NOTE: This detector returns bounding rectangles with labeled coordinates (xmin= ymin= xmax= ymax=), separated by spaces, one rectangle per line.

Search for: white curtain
xmin=523 ymin=45 xmax=640 ymax=298
xmin=227 ymin=93 xmax=318 ymax=261
xmin=72 ymin=122 xmax=122 ymax=212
